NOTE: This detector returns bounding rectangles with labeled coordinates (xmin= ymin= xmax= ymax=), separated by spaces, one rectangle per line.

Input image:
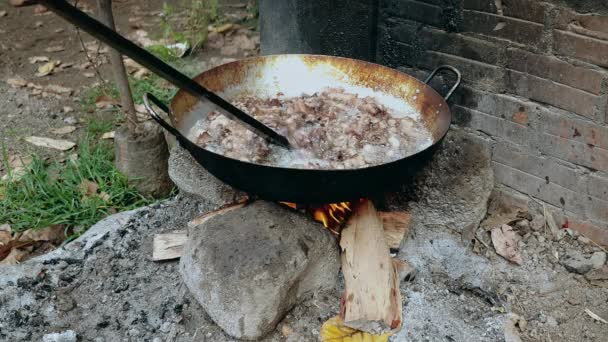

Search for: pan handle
xmin=143 ymin=93 xmax=190 ymax=144
xmin=424 ymin=65 xmax=462 ymax=101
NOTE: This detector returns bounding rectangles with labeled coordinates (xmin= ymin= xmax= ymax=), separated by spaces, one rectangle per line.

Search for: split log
xmin=152 ymin=231 xmax=187 ymax=261
xmin=187 ymin=202 xmax=247 ymax=228
xmin=378 ymin=211 xmax=411 ymax=249
xmin=339 ymin=200 xmax=402 ymax=334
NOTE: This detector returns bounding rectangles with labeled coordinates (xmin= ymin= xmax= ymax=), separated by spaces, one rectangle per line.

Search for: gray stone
xmin=561 ymin=251 xmax=606 ymax=274
xmin=385 ymin=128 xmax=494 ymax=233
xmin=180 ymin=201 xmax=339 ymax=340
xmin=42 ymin=330 xmax=77 ymax=342
xmin=168 ymin=145 xmax=247 ymax=208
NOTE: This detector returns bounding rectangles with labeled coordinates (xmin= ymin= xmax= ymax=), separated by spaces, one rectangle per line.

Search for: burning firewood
xmin=339 ymin=200 xmax=402 ymax=334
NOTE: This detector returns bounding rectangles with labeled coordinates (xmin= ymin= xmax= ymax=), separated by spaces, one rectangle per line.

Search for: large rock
xmin=180 ymin=201 xmax=340 ymax=340
xmin=385 ymin=128 xmax=494 ymax=233
xmin=168 ymin=145 xmax=247 ymax=208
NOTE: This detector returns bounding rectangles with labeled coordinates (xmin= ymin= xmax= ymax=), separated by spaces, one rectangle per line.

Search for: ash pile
xmin=1 ymin=129 xmax=607 ymax=342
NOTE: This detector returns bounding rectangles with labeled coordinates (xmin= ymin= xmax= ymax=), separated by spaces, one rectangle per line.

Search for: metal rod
xmin=36 ymin=0 xmax=291 ymax=148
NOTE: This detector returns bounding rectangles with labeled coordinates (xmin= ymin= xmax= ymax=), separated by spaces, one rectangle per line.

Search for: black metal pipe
xmin=36 ymin=0 xmax=290 ymax=148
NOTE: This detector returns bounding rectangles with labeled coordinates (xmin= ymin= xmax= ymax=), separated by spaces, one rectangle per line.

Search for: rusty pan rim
xmin=168 ymin=54 xmax=453 ymax=172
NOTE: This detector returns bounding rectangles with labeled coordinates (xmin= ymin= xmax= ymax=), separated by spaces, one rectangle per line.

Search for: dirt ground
xmin=0 ymin=0 xmax=252 ymax=167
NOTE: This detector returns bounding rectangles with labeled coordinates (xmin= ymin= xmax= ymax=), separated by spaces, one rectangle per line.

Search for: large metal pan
xmin=144 ymin=55 xmax=460 ymax=203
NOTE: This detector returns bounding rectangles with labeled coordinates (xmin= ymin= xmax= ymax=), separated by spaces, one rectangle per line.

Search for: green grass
xmin=0 ymin=132 xmax=153 ymax=238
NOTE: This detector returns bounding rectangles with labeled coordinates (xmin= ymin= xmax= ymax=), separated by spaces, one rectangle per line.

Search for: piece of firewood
xmin=153 ymin=203 xmax=248 ymax=261
xmin=187 ymin=202 xmax=246 ymax=229
xmin=379 ymin=211 xmax=411 ymax=249
xmin=340 ymin=200 xmax=402 ymax=334
xmin=152 ymin=231 xmax=187 ymax=261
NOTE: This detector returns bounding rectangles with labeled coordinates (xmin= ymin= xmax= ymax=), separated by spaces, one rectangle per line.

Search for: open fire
xmin=280 ymin=201 xmax=354 ymax=236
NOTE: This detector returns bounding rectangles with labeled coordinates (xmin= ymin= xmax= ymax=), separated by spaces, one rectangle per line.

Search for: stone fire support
xmin=260 ymin=0 xmax=608 ymax=245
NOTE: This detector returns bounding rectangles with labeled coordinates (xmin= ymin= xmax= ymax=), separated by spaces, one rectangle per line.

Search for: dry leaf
xmin=17 ymin=225 xmax=65 ymax=243
xmin=0 ymin=224 xmax=11 ymax=246
xmin=27 ymin=82 xmax=42 ymax=89
xmin=320 ymin=316 xmax=391 ymax=342
xmin=6 ymin=77 xmax=27 ymax=88
xmin=123 ymin=58 xmax=141 ymax=73
xmin=28 ymin=56 xmax=49 ymax=64
xmin=99 ymin=192 xmax=111 ymax=202
xmin=63 ymin=106 xmax=74 ymax=113
xmin=80 ymin=179 xmax=99 ymax=199
xmin=0 ymin=11 xmax=7 ymax=17
xmin=585 ymin=308 xmax=607 ymax=324
xmin=213 ymin=23 xmax=234 ymax=33
xmin=59 ymin=62 xmax=73 ymax=70
xmin=25 ymin=136 xmax=76 ymax=151
xmin=77 ymin=61 xmax=92 ymax=70
xmin=34 ymin=21 xmax=43 ymax=28
xmin=0 ymin=246 xmax=30 ymax=265
xmin=49 ymin=125 xmax=77 ymax=135
xmin=491 ymin=224 xmax=522 ymax=265
xmin=45 ymin=84 xmax=73 ymax=95
xmin=1 ymin=154 xmax=33 ymax=182
xmin=36 ymin=61 xmax=58 ymax=77
xmin=95 ymin=94 xmax=119 ymax=109
xmin=83 ymin=72 xmax=95 ymax=78
xmin=101 ymin=131 xmax=115 ymax=140
xmin=45 ymin=45 xmax=65 ymax=53
xmin=54 ymin=28 xmax=64 ymax=33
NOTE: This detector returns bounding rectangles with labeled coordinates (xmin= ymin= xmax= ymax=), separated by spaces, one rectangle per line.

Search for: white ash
xmin=187 ymin=87 xmax=433 ymax=169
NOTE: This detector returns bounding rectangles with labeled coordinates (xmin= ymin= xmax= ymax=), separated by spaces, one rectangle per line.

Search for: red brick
xmin=463 ymin=0 xmax=546 ymax=23
xmin=456 ymin=87 xmax=536 ymax=125
xmin=506 ymin=70 xmax=602 ymax=120
xmin=554 ymin=30 xmax=608 ymax=68
xmin=462 ymin=10 xmax=545 ymax=48
xmin=555 ymin=8 xmax=608 ymax=37
xmin=453 ymin=105 xmax=532 ymax=145
xmin=555 ymin=215 xmax=608 ymax=248
xmin=420 ymin=27 xmax=501 ymax=64
xmin=493 ymin=143 xmax=583 ymax=191
xmin=419 ymin=51 xmax=502 ymax=89
xmin=587 ymin=174 xmax=608 ymax=201
xmin=537 ymin=107 xmax=608 ymax=150
xmin=493 ymin=162 xmax=588 ymax=216
xmin=506 ymin=48 xmax=605 ymax=94
xmin=540 ymin=134 xmax=608 ymax=173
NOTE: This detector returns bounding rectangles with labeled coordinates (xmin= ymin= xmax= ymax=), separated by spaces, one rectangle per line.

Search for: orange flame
xmin=281 ymin=201 xmax=352 ymax=236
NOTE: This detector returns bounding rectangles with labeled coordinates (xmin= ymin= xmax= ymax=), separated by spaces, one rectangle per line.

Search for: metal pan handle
xmin=424 ymin=65 xmax=462 ymax=101
xmin=143 ymin=93 xmax=189 ymax=143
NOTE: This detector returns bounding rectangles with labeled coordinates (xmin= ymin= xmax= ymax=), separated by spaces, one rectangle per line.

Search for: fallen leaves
xmin=25 ymin=136 xmax=76 ymax=151
xmin=29 ymin=56 xmax=50 ymax=64
xmin=584 ymin=308 xmax=607 ymax=324
xmin=36 ymin=60 xmax=61 ymax=77
xmin=95 ymin=94 xmax=119 ymax=109
xmin=79 ymin=180 xmax=110 ymax=202
xmin=6 ymin=77 xmax=27 ymax=88
xmin=49 ymin=126 xmax=77 ymax=135
xmin=101 ymin=131 xmax=115 ymax=140
xmin=320 ymin=316 xmax=390 ymax=342
xmin=0 ymin=225 xmax=65 ymax=265
xmin=491 ymin=224 xmax=523 ymax=265
xmin=45 ymin=84 xmax=73 ymax=96
xmin=1 ymin=154 xmax=33 ymax=182
xmin=45 ymin=45 xmax=65 ymax=53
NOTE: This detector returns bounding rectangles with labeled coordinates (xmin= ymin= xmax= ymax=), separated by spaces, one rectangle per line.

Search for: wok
xmin=36 ymin=0 xmax=461 ymax=203
xmin=145 ymin=56 xmax=460 ymax=203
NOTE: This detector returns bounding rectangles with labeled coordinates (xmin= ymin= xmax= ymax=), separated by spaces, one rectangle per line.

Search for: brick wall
xmin=378 ymin=0 xmax=608 ymax=241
